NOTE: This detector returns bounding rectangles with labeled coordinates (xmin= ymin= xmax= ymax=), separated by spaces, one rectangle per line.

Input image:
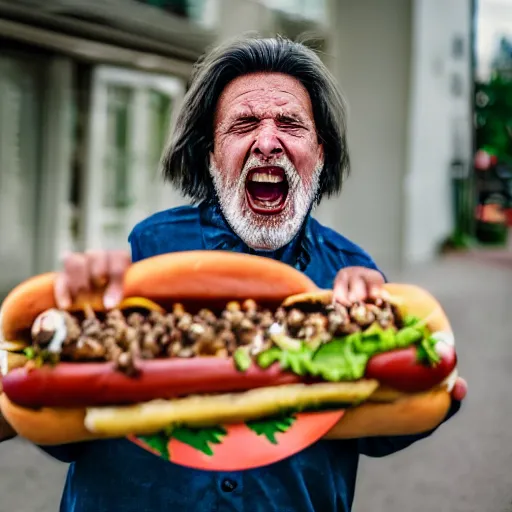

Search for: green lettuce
xmin=251 ymin=316 xmax=440 ymax=381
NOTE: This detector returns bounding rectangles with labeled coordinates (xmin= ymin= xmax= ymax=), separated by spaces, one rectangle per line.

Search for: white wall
xmin=216 ymin=0 xmax=274 ymax=40
xmin=314 ymin=0 xmax=412 ymax=271
xmin=0 ymin=54 xmax=68 ymax=298
xmin=402 ymin=0 xmax=472 ymax=264
xmin=0 ymin=55 xmax=42 ymax=298
xmin=37 ymin=57 xmax=75 ymax=273
xmin=212 ymin=0 xmax=472 ymax=269
xmin=314 ymin=0 xmax=472 ymax=269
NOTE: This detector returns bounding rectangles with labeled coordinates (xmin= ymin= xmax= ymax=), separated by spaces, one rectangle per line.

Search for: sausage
xmin=1 ymin=358 xmax=304 ymax=408
xmin=2 ymin=342 xmax=456 ymax=408
xmin=364 ymin=341 xmax=457 ymax=393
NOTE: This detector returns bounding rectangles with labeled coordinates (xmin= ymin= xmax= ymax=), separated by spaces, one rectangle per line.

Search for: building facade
xmin=0 ymin=0 xmax=474 ymax=299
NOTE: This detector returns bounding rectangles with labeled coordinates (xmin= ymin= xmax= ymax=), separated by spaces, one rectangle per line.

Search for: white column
xmin=314 ymin=0 xmax=413 ymax=271
xmin=403 ymin=0 xmax=472 ymax=264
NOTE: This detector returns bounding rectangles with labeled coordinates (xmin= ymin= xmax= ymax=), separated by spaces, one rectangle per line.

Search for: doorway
xmin=82 ymin=66 xmax=187 ymax=251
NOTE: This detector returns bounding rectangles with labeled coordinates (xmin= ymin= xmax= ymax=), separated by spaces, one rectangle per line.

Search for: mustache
xmin=239 ymin=155 xmax=301 ymax=188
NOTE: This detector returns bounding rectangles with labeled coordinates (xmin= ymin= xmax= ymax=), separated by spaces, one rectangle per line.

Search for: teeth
xmin=257 ymin=198 xmax=283 ymax=208
xmin=249 ymin=172 xmax=284 ymax=184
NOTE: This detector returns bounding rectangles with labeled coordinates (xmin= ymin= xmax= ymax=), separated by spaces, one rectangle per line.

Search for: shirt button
xmin=220 ymin=478 xmax=237 ymax=492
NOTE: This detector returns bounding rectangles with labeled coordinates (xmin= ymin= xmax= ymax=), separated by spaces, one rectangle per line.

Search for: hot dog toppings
xmin=22 ymin=295 xmax=445 ymax=384
xmin=247 ymin=295 xmax=445 ymax=382
xmin=27 ymin=299 xmax=278 ymax=372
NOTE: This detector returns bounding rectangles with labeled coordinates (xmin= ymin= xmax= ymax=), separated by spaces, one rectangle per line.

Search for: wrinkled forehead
xmin=214 ymin=72 xmax=315 ymax=125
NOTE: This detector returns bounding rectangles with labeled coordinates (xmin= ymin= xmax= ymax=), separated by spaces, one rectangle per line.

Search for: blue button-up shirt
xmin=39 ymin=202 xmax=460 ymax=512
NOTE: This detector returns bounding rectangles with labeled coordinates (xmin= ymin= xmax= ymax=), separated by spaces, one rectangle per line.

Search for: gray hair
xmin=161 ymin=35 xmax=351 ymax=204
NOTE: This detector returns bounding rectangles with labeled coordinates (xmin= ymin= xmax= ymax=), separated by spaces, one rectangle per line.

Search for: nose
xmin=253 ymin=125 xmax=283 ymax=159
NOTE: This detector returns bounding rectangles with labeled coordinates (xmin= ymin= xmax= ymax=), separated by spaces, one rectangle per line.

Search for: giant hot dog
xmin=0 ymin=251 xmax=458 ymax=447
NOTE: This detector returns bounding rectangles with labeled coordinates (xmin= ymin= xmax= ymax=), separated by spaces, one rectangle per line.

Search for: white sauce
xmin=268 ymin=323 xmax=284 ymax=336
xmin=0 ymin=349 xmax=7 ymax=376
xmin=32 ymin=309 xmax=68 ymax=354
xmin=431 ymin=330 xmax=456 ymax=347
xmin=441 ymin=368 xmax=459 ymax=393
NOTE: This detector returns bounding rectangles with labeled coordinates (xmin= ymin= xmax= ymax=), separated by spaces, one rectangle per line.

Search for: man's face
xmin=210 ymin=72 xmax=324 ymax=251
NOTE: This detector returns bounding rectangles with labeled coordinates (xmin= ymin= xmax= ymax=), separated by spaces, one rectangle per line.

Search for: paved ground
xmin=353 ymin=253 xmax=512 ymax=512
xmin=0 ymin=254 xmax=511 ymax=512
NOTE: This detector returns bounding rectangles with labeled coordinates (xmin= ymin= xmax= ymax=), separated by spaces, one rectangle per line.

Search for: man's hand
xmin=54 ymin=250 xmax=131 ymax=309
xmin=451 ymin=377 xmax=467 ymax=401
xmin=0 ymin=250 xmax=131 ymax=444
xmin=333 ymin=266 xmax=467 ymax=402
xmin=333 ymin=266 xmax=385 ymax=306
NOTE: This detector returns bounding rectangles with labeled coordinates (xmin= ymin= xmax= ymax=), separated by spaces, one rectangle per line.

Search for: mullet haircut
xmin=161 ymin=35 xmax=351 ymax=204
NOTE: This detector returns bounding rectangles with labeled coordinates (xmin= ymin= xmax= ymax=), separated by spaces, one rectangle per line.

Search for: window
xmin=83 ymin=66 xmax=186 ymax=251
xmin=104 ymin=85 xmax=133 ymax=209
xmin=258 ymin=0 xmax=327 ymax=25
xmin=147 ymin=89 xmax=173 ymax=185
xmin=133 ymin=0 xmax=211 ymax=24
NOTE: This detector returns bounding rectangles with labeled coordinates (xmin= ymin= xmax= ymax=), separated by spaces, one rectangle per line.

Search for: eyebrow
xmin=228 ymin=111 xmax=306 ymax=125
xmin=275 ymin=113 xmax=304 ymax=124
xmin=230 ymin=114 xmax=260 ymax=124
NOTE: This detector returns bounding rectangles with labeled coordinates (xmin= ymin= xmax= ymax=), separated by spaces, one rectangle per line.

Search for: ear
xmin=317 ymin=142 xmax=325 ymax=168
xmin=208 ymin=151 xmax=217 ymax=174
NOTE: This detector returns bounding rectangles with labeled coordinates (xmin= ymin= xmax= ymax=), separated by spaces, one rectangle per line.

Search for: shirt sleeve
xmin=128 ymin=226 xmax=144 ymax=263
xmin=36 ymin=443 xmax=88 ymax=463
xmin=346 ymin=250 xmax=387 ymax=282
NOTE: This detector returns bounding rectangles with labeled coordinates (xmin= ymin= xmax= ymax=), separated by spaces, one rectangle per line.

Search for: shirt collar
xmin=199 ymin=202 xmax=313 ymax=271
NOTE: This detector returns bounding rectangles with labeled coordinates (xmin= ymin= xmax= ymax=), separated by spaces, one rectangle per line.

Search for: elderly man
xmin=0 ymin=36 xmax=466 ymax=511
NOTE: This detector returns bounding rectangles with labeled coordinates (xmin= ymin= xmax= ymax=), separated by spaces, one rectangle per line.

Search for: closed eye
xmin=276 ymin=114 xmax=305 ymax=129
xmin=230 ymin=116 xmax=260 ymax=132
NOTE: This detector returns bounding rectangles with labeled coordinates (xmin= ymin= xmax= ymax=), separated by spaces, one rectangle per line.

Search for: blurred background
xmin=0 ymin=1 xmax=511 ymax=511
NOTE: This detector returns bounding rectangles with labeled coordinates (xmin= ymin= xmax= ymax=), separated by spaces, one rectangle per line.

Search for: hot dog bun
xmin=82 ymin=285 xmax=455 ymax=440
xmin=323 ymin=386 xmax=453 ymax=439
xmin=0 ymin=251 xmax=319 ymax=344
xmin=325 ymin=284 xmax=456 ymax=439
xmin=0 ymin=382 xmax=453 ymax=445
xmin=0 ymin=252 xmax=458 ymax=446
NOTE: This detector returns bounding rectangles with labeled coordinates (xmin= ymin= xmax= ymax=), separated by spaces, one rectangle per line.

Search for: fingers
xmin=333 ymin=267 xmax=385 ymax=306
xmin=366 ymin=276 xmax=385 ymax=300
xmin=104 ymin=251 xmax=131 ymax=309
xmin=347 ymin=275 xmax=367 ymax=303
xmin=55 ymin=250 xmax=131 ymax=310
xmin=54 ymin=252 xmax=91 ymax=309
xmin=54 ymin=272 xmax=72 ymax=310
xmin=63 ymin=252 xmax=89 ymax=301
xmin=451 ymin=377 xmax=468 ymax=402
xmin=333 ymin=271 xmax=350 ymax=306
xmin=86 ymin=250 xmax=109 ymax=288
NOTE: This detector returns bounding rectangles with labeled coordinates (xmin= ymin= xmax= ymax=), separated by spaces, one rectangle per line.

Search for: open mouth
xmin=245 ymin=167 xmax=289 ymax=215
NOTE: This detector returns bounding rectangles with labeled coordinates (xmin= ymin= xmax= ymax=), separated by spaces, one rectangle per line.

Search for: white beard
xmin=210 ymin=155 xmax=323 ymax=251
